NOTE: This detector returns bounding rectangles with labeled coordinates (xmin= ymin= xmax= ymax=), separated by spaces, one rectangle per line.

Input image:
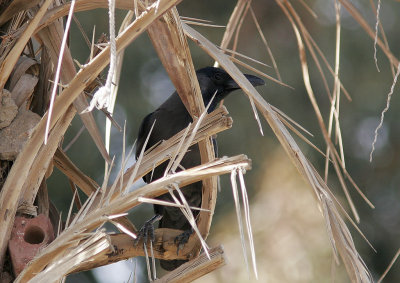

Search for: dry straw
xmin=0 ymin=0 xmax=398 ymax=282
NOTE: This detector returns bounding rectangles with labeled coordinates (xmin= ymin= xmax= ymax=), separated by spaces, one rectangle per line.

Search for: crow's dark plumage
xmin=135 ymin=66 xmax=264 ymax=270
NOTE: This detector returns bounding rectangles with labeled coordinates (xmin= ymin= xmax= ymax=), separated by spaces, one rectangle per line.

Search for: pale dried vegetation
xmin=0 ymin=0 xmax=398 ymax=282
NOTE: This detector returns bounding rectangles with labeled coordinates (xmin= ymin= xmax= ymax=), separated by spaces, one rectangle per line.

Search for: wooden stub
xmin=154 ymin=245 xmax=226 ymax=283
xmin=71 ymin=229 xmax=189 ymax=273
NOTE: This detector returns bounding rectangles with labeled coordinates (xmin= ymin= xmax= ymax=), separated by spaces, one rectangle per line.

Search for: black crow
xmin=135 ymin=66 xmax=264 ymax=270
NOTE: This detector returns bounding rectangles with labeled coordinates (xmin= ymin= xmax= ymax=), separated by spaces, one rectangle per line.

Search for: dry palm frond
xmin=282 ymin=0 xmax=373 ymax=208
xmin=180 ymin=16 xmax=213 ymax=23
xmin=237 ymin=169 xmax=257 ymax=279
xmin=271 ymin=104 xmax=313 ymax=137
xmin=182 ymin=20 xmax=225 ymax=28
xmin=298 ymin=0 xmax=318 ymax=19
xmin=53 ymin=148 xmax=99 ymax=196
xmin=20 ymin=231 xmax=113 ymax=283
xmin=0 ymin=0 xmax=52 ymax=90
xmin=37 ymin=1 xmax=137 ymax=32
xmin=231 ymin=0 xmax=251 ymax=55
xmin=0 ymin=0 xmax=183 ymax=269
xmin=378 ymin=248 xmax=400 ymax=283
xmin=276 ymin=113 xmax=328 ymax=159
xmin=275 ymin=0 xmax=362 ymax=224
xmin=248 ymin=5 xmax=281 ymax=81
xmin=269 ymin=103 xmax=331 ymax=159
xmin=228 ymin=55 xmax=291 ymax=88
xmin=220 ymin=46 xmax=270 ymax=69
xmin=63 ymin=125 xmax=86 ymax=152
xmin=324 ymin=0 xmax=344 ymax=181
xmin=44 ymin=0 xmax=76 ymax=146
xmin=16 ymin=154 xmax=251 ymax=282
xmin=0 ymin=0 xmax=41 ymax=26
xmin=279 ymin=1 xmax=353 ymax=102
xmin=138 ymin=197 xmax=210 ymax=212
xmin=38 ymin=9 xmax=111 ymax=165
xmin=219 ymin=0 xmax=249 ymax=51
xmin=183 ymin=22 xmax=372 ymax=282
xmin=230 ymin=169 xmax=250 ymax=276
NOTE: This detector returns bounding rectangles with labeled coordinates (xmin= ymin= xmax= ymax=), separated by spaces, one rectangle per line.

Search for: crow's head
xmin=196 ymin=66 xmax=265 ymax=112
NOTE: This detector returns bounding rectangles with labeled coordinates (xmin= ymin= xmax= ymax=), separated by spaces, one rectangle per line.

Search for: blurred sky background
xmin=46 ymin=1 xmax=400 ymax=282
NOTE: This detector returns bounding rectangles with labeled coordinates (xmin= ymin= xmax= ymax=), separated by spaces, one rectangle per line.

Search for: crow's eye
xmin=214 ymin=73 xmax=223 ymax=81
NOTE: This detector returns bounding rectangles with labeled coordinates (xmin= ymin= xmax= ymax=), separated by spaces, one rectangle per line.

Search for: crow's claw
xmin=174 ymin=229 xmax=193 ymax=255
xmin=134 ymin=214 xmax=162 ymax=246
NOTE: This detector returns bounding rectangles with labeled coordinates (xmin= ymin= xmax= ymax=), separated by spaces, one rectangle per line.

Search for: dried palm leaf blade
xmin=183 ymin=23 xmax=372 ymax=282
xmin=0 ymin=0 xmax=183 ymax=268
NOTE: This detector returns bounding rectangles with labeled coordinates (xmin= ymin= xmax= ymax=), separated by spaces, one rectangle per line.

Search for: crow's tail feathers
xmin=160 ymin=259 xmax=188 ymax=271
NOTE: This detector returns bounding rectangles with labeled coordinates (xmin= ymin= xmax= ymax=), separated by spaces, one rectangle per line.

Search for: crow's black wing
xmin=135 ymin=112 xmax=155 ymax=160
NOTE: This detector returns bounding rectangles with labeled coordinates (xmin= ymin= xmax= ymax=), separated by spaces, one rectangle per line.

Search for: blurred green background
xmin=47 ymin=1 xmax=400 ymax=282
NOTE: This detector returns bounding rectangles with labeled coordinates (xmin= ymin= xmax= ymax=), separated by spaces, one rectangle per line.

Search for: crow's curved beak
xmin=225 ymin=73 xmax=265 ymax=91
